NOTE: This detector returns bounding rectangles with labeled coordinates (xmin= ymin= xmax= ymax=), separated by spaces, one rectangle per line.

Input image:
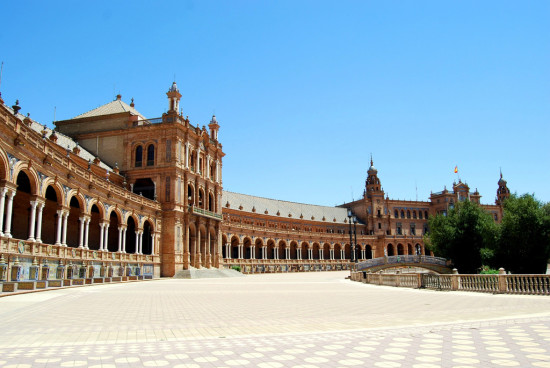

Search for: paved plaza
xmin=1 ymin=271 xmax=550 ymax=367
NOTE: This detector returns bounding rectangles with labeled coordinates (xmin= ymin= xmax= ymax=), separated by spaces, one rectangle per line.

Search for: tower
xmin=166 ymin=81 xmax=181 ymax=113
xmin=208 ymin=115 xmax=220 ymax=141
xmin=365 ymin=156 xmax=383 ymax=199
xmin=496 ymin=171 xmax=510 ymax=205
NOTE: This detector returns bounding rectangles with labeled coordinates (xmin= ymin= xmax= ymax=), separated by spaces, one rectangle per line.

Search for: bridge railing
xmin=351 ymin=270 xmax=550 ymax=296
xmin=357 ymin=255 xmax=448 ymax=271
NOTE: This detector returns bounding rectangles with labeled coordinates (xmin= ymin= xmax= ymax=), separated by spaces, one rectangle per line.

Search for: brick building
xmin=0 ymin=84 xmax=510 ymax=280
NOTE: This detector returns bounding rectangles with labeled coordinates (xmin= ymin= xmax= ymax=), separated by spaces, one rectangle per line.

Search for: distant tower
xmin=365 ymin=156 xmax=383 ymax=198
xmin=208 ymin=115 xmax=220 ymax=141
xmin=495 ymin=170 xmax=510 ymax=205
xmin=166 ymin=81 xmax=181 ymax=113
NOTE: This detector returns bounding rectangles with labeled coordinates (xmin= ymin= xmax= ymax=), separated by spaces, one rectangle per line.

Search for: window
xmin=166 ymin=139 xmax=172 ymax=162
xmin=165 ymin=176 xmax=170 ymax=201
xmin=396 ymin=223 xmax=402 ymax=235
xmin=413 ymin=210 xmax=417 ymax=219
xmin=407 ymin=210 xmax=411 ymax=219
xmin=135 ymin=145 xmax=143 ymax=167
xmin=419 ymin=211 xmax=423 ymax=220
xmin=401 ymin=210 xmax=405 ymax=219
xmin=425 ymin=211 xmax=429 ymax=219
xmin=410 ymin=223 xmax=416 ymax=236
xmin=394 ymin=210 xmax=398 ymax=218
xmin=147 ymin=144 xmax=155 ymax=166
xmin=378 ymin=223 xmax=381 ymax=229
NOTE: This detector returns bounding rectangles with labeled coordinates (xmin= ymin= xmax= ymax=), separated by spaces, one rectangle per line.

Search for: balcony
xmin=189 ymin=205 xmax=223 ymax=220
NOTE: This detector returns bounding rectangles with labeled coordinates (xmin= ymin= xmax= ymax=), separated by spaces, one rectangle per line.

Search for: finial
xmin=12 ymin=99 xmax=21 ymax=115
xmin=500 ymin=167 xmax=502 ymax=179
xmin=130 ymin=97 xmax=135 ymax=107
xmin=370 ymin=153 xmax=373 ymax=167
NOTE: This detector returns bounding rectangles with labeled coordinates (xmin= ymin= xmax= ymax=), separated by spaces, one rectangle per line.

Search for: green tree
xmin=496 ymin=194 xmax=550 ymax=274
xmin=425 ymin=200 xmax=497 ymax=274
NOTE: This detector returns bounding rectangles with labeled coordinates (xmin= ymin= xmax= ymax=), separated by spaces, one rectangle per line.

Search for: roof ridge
xmin=223 ymin=190 xmax=340 ymax=209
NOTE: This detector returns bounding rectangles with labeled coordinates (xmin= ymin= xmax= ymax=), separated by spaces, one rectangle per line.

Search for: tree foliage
xmin=425 ymin=200 xmax=497 ymax=274
xmin=496 ymin=194 xmax=550 ymax=274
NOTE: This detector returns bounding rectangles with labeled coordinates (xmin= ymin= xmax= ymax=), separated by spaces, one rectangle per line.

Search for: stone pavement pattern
xmin=0 ymin=271 xmax=549 ymax=368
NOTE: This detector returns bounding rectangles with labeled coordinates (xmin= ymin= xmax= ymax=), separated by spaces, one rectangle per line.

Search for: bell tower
xmin=365 ymin=156 xmax=384 ymax=199
xmin=496 ymin=170 xmax=510 ymax=205
xmin=166 ymin=81 xmax=181 ymax=113
xmin=208 ymin=115 xmax=220 ymax=141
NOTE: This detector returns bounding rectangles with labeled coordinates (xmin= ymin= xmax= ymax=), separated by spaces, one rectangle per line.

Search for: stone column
xmin=0 ymin=187 xmax=7 ymax=236
xmin=78 ymin=217 xmax=86 ymax=248
xmin=361 ymin=249 xmax=366 ymax=260
xmin=297 ymin=248 xmax=302 ymax=260
xmin=320 ymin=248 xmax=324 ymax=260
xmin=150 ymin=233 xmax=156 ymax=255
xmin=27 ymin=201 xmax=38 ymax=241
xmin=239 ymin=244 xmax=243 ymax=259
xmin=138 ymin=231 xmax=143 ymax=254
xmin=341 ymin=249 xmax=345 ymax=260
xmin=35 ymin=202 xmax=44 ymax=243
xmin=61 ymin=211 xmax=69 ymax=246
xmin=99 ymin=223 xmax=105 ymax=250
xmin=117 ymin=226 xmax=123 ymax=252
xmin=103 ymin=223 xmax=110 ymax=251
xmin=286 ymin=248 xmax=290 ymax=260
xmin=84 ymin=218 xmax=90 ymax=249
xmin=55 ymin=209 xmax=63 ymax=245
xmin=3 ymin=190 xmax=16 ymax=238
xmin=330 ymin=249 xmax=334 ymax=260
xmin=134 ymin=231 xmax=139 ymax=254
xmin=122 ymin=228 xmax=127 ymax=253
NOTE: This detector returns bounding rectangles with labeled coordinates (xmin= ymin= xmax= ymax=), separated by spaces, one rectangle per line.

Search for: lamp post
xmin=353 ymin=216 xmax=358 ymax=262
xmin=347 ymin=209 xmax=354 ymax=263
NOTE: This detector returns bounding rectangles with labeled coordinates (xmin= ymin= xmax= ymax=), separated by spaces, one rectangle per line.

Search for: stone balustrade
xmin=350 ymin=269 xmax=550 ymax=296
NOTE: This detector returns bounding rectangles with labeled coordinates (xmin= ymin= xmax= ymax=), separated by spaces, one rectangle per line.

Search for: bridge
xmin=356 ymin=255 xmax=453 ymax=274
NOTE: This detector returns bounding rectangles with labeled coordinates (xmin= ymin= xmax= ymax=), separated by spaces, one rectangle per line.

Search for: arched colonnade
xmin=0 ymin=152 xmax=157 ymax=255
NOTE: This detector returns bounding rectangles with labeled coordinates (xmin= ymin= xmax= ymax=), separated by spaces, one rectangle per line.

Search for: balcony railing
xmin=189 ymin=205 xmax=223 ymax=220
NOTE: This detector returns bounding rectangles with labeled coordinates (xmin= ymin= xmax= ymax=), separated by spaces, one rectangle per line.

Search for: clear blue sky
xmin=1 ymin=1 xmax=549 ymax=206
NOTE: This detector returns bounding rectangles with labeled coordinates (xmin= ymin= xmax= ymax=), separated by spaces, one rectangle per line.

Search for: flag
xmin=454 ymin=166 xmax=458 ymax=173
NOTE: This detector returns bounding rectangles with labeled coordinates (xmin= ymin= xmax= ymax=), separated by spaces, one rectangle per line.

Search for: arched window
xmin=147 ymin=144 xmax=155 ymax=166
xmin=394 ymin=210 xmax=398 ymax=218
xmin=135 ymin=145 xmax=143 ymax=167
xmin=407 ymin=210 xmax=411 ymax=218
xmin=425 ymin=211 xmax=429 ymax=219
xmin=400 ymin=210 xmax=405 ymax=219
xmin=208 ymin=192 xmax=214 ymax=212
xmin=187 ymin=184 xmax=194 ymax=205
xmin=419 ymin=211 xmax=423 ymax=220
xmin=413 ymin=210 xmax=417 ymax=219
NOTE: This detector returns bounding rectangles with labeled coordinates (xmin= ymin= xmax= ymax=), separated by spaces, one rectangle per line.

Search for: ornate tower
xmin=365 ymin=156 xmax=384 ymax=199
xmin=208 ymin=115 xmax=220 ymax=141
xmin=166 ymin=81 xmax=182 ymax=113
xmin=496 ymin=171 xmax=510 ymax=205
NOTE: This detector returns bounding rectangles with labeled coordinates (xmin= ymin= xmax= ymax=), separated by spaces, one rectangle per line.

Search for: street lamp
xmin=347 ymin=209 xmax=354 ymax=263
xmin=353 ymin=215 xmax=358 ymax=262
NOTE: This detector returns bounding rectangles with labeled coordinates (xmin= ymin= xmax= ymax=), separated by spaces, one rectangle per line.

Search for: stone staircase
xmin=173 ymin=267 xmax=244 ymax=279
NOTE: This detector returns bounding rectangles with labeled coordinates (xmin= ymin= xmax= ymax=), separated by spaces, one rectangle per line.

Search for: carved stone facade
xmin=0 ymin=84 xmax=510 ymax=280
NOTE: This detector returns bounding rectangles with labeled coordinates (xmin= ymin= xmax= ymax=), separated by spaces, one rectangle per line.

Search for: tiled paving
xmin=0 ymin=271 xmax=549 ymax=367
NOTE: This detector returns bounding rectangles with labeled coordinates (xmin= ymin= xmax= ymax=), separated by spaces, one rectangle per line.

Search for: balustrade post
xmin=451 ymin=268 xmax=459 ymax=291
xmin=498 ymin=268 xmax=507 ymax=294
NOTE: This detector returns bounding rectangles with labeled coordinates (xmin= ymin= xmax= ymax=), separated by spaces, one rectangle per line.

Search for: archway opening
xmin=126 ymin=216 xmax=136 ymax=254
xmin=66 ymin=196 xmax=81 ymax=247
xmin=88 ymin=204 xmax=101 ymax=250
xmin=133 ymin=178 xmax=155 ymax=200
xmin=387 ymin=244 xmax=395 ymax=256
xmin=142 ymin=221 xmax=153 ymax=255
xmin=41 ymin=185 xmax=59 ymax=245
xmin=12 ymin=172 xmax=33 ymax=240
xmin=107 ymin=211 xmax=120 ymax=252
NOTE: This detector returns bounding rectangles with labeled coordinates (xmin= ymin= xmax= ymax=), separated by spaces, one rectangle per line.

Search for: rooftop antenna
xmin=0 ymin=61 xmax=3 ymax=99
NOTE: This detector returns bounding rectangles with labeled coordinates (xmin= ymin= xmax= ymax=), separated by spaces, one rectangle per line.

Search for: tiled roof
xmin=4 ymin=103 xmax=113 ymax=172
xmin=222 ymin=191 xmax=349 ymax=224
xmin=73 ymin=98 xmax=145 ymax=120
